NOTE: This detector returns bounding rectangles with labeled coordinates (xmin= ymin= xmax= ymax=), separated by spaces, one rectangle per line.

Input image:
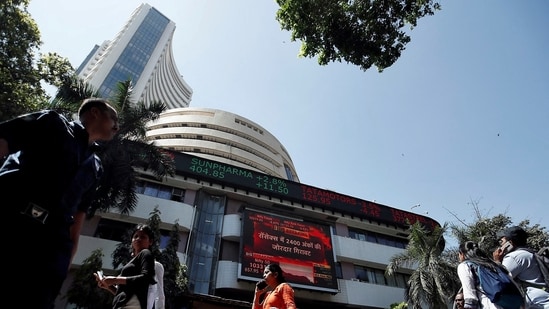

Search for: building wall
xmin=56 ymin=156 xmax=435 ymax=309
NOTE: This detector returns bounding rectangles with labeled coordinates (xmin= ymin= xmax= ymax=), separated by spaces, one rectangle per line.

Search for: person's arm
xmin=94 ymin=272 xmax=118 ymax=295
xmin=156 ymin=262 xmax=165 ymax=309
xmin=457 ymin=263 xmax=480 ymax=309
xmin=0 ymin=138 xmax=8 ymax=158
xmin=281 ymin=283 xmax=297 ymax=309
xmin=69 ymin=210 xmax=87 ymax=267
xmin=252 ymin=284 xmax=267 ymax=309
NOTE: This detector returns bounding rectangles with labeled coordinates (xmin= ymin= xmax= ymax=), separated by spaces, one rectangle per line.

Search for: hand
xmin=493 ymin=247 xmax=504 ymax=262
xmin=94 ymin=272 xmax=108 ymax=289
xmin=255 ymin=285 xmax=267 ymax=295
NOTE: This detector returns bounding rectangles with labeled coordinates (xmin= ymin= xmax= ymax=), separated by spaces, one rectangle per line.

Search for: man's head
xmin=497 ymin=226 xmax=528 ymax=247
xmin=454 ymin=292 xmax=464 ymax=309
xmin=78 ymin=98 xmax=119 ymax=143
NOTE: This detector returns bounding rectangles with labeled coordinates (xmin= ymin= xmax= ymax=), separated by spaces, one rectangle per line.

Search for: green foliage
xmin=53 ymin=77 xmax=175 ymax=215
xmin=65 ymin=249 xmax=113 ymax=309
xmin=448 ymin=199 xmax=549 ymax=254
xmin=275 ymin=0 xmax=441 ymax=72
xmin=160 ymin=220 xmax=189 ymax=309
xmin=37 ymin=52 xmax=74 ymax=88
xmin=0 ymin=0 xmax=48 ymax=120
xmin=387 ymin=221 xmax=460 ymax=309
xmin=148 ymin=206 xmax=163 ymax=258
xmin=390 ymin=302 xmax=408 ymax=309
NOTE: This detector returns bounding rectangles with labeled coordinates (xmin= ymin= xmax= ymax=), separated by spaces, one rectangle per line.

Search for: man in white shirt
xmin=148 ymin=260 xmax=165 ymax=309
xmin=493 ymin=226 xmax=549 ymax=309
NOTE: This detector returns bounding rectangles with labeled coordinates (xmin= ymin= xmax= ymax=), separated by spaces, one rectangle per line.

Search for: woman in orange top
xmin=253 ymin=263 xmax=297 ymax=309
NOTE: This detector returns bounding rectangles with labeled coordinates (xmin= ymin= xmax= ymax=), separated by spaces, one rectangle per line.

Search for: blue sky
xmin=28 ymin=0 xmax=548 ymax=242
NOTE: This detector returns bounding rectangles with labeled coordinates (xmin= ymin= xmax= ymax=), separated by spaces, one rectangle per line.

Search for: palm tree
xmin=386 ymin=221 xmax=460 ymax=309
xmin=54 ymin=76 xmax=175 ymax=215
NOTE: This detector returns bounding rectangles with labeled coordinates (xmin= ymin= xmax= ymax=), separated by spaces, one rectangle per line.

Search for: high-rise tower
xmin=76 ymin=3 xmax=192 ymax=109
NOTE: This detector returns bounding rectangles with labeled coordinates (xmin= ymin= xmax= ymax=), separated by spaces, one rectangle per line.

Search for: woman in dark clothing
xmin=96 ymin=224 xmax=156 ymax=309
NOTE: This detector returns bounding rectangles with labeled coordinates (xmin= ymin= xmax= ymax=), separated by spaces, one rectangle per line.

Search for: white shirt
xmin=147 ymin=260 xmax=165 ymax=309
xmin=457 ymin=262 xmax=501 ymax=309
xmin=502 ymin=248 xmax=549 ymax=309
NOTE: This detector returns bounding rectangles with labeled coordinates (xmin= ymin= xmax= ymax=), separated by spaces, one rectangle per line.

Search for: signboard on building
xmin=238 ymin=209 xmax=338 ymax=293
xmin=173 ymin=151 xmax=440 ymax=230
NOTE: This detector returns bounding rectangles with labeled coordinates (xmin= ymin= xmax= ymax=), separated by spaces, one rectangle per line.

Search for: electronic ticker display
xmin=173 ymin=151 xmax=439 ymax=230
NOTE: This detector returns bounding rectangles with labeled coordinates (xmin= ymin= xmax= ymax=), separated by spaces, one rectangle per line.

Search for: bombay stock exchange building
xmin=56 ymin=3 xmax=441 ymax=309
xmin=76 ymin=3 xmax=193 ymax=109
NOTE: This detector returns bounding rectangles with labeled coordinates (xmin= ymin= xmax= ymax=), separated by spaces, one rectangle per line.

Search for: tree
xmin=54 ymin=78 xmax=175 ymax=215
xmin=387 ymin=221 xmax=460 ymax=309
xmin=275 ymin=0 xmax=441 ymax=72
xmin=0 ymin=1 xmax=74 ymax=121
xmin=0 ymin=0 xmax=46 ymax=120
xmin=65 ymin=249 xmax=113 ymax=309
xmin=159 ymin=220 xmax=188 ymax=309
xmin=447 ymin=199 xmax=549 ymax=254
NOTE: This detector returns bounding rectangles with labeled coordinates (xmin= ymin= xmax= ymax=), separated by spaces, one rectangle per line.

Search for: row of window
xmin=353 ymin=265 xmax=408 ymax=288
xmin=94 ymin=218 xmax=171 ymax=249
xmin=348 ymin=228 xmax=407 ymax=249
xmin=135 ymin=179 xmax=185 ymax=202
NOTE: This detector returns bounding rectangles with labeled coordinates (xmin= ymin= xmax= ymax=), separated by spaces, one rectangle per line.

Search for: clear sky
xmin=28 ymin=0 xmax=548 ymax=242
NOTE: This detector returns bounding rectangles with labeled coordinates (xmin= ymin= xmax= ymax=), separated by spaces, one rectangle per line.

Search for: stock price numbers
xmin=188 ymin=164 xmax=226 ymax=179
xmin=256 ymin=175 xmax=289 ymax=195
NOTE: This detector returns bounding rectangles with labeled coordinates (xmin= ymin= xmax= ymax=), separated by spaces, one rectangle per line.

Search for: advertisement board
xmin=239 ymin=209 xmax=339 ymax=293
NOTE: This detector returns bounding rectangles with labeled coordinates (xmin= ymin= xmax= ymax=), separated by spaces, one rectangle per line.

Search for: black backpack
xmin=534 ymin=247 xmax=549 ymax=289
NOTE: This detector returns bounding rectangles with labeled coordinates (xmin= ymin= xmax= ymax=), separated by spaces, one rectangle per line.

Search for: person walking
xmin=252 ymin=263 xmax=297 ymax=309
xmin=458 ymin=240 xmax=520 ymax=309
xmin=147 ymin=260 xmax=165 ymax=309
xmin=493 ymin=226 xmax=549 ymax=309
xmin=0 ymin=98 xmax=119 ymax=309
xmin=96 ymin=224 xmax=156 ymax=309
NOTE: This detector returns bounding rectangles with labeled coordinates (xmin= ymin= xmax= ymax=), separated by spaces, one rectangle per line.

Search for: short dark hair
xmin=496 ymin=226 xmax=528 ymax=246
xmin=78 ymin=98 xmax=112 ymax=118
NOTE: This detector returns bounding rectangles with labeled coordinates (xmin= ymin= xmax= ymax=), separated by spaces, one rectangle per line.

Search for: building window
xmin=348 ymin=228 xmax=407 ymax=249
xmin=94 ymin=218 xmax=135 ymax=242
xmin=284 ymin=164 xmax=294 ymax=181
xmin=135 ymin=179 xmax=185 ymax=202
xmin=353 ymin=265 xmax=409 ymax=288
xmin=94 ymin=218 xmax=171 ymax=250
xmin=335 ymin=262 xmax=342 ymax=279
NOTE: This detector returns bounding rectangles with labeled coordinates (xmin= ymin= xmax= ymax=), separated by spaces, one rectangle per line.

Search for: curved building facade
xmin=146 ymin=107 xmax=300 ymax=182
xmin=59 ymin=150 xmax=442 ymax=309
xmin=76 ymin=3 xmax=192 ymax=109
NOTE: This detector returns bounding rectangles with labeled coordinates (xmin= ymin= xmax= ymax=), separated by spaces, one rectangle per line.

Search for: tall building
xmin=146 ymin=107 xmax=300 ymax=181
xmin=76 ymin=3 xmax=193 ymax=109
xmin=56 ymin=3 xmax=442 ymax=309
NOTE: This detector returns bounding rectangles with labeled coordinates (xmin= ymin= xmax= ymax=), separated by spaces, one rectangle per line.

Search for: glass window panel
xmin=374 ymin=269 xmax=387 ymax=285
